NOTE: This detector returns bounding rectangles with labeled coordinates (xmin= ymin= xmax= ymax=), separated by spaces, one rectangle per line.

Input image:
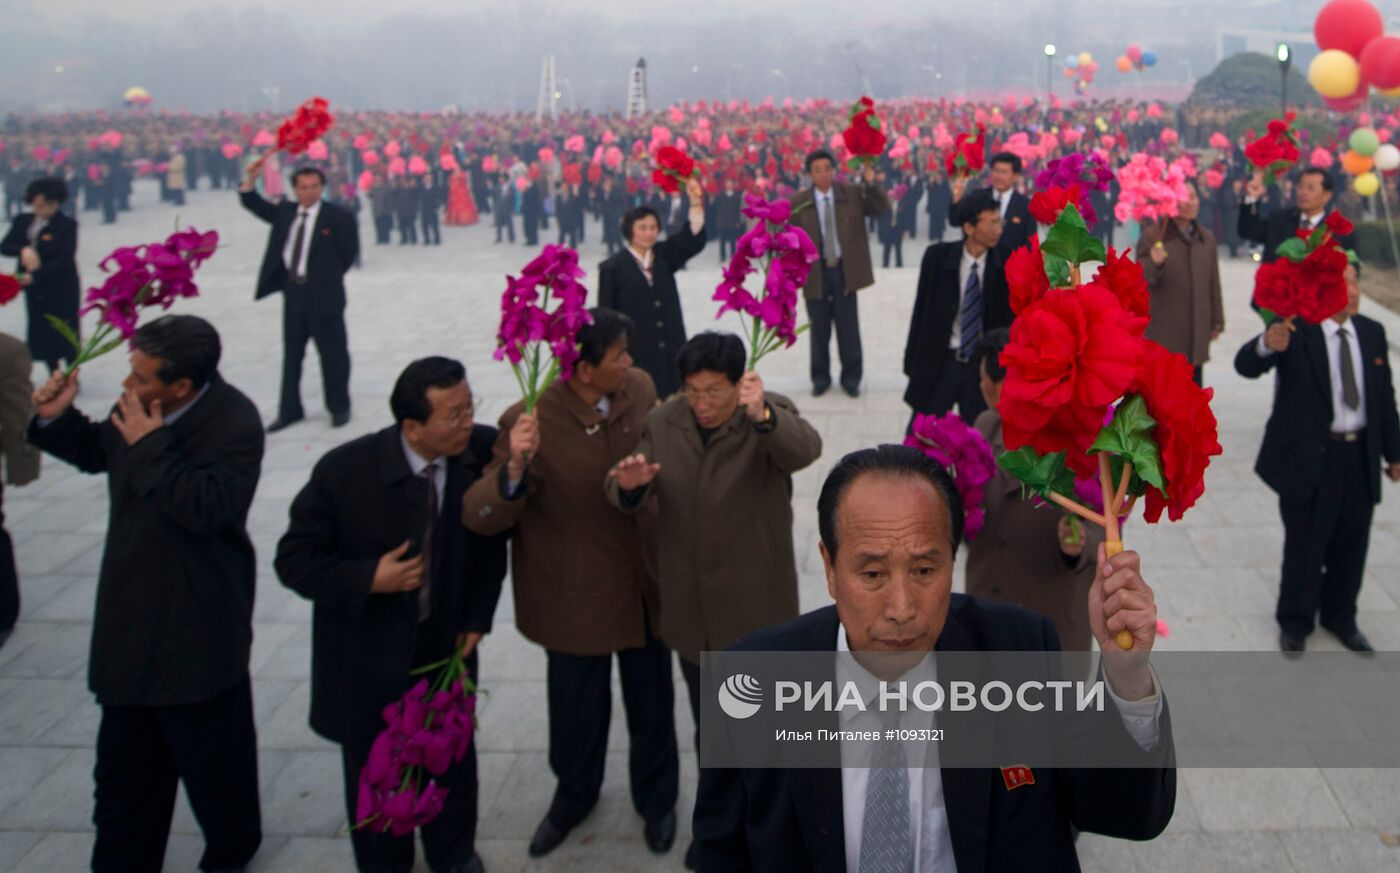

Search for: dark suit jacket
xmin=1 ymin=210 xmax=81 ymax=365
xmin=27 ymin=375 xmax=264 ymax=706
xmin=597 ymin=223 xmax=706 ymax=399
xmin=985 ymin=189 xmax=1034 ymax=253
xmin=790 ymin=181 xmax=890 ymax=300
xmin=694 ymin=600 xmax=1176 ymax=872
xmin=1234 ymin=317 xmax=1400 ymax=505
xmin=1236 ymin=203 xmax=1355 ymax=263
xmin=239 ymin=191 xmax=359 ymax=313
xmin=275 ymin=424 xmax=508 ymax=748
xmin=903 ymin=241 xmax=1014 ymax=409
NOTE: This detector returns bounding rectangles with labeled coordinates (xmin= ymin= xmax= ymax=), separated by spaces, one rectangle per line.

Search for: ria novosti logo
xmin=718 ymin=674 xmax=764 ymax=719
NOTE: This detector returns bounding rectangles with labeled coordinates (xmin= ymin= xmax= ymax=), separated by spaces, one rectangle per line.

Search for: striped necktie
xmin=960 ymin=261 xmax=983 ymax=359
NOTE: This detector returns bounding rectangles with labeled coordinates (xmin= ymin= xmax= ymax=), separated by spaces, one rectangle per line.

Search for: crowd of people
xmin=0 ymin=93 xmax=1398 ymax=873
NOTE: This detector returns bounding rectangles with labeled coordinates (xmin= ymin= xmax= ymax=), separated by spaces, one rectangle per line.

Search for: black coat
xmin=904 ymin=241 xmax=1014 ymax=409
xmin=597 ymin=222 xmax=707 ymax=399
xmin=694 ymin=599 xmax=1176 ymax=873
xmin=1237 ymin=203 xmax=1355 ymax=262
xmin=275 ymin=424 xmax=508 ymax=748
xmin=987 ymin=189 xmax=1035 ymax=253
xmin=713 ymin=191 xmax=744 ymax=233
xmin=26 ymin=375 xmax=264 ymax=706
xmin=239 ymin=192 xmax=359 ymax=314
xmin=1234 ymin=317 xmax=1400 ymax=505
xmin=0 ymin=210 xmax=81 ymax=368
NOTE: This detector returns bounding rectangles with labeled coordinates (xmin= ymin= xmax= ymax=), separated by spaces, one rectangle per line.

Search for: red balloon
xmin=1360 ymin=35 xmax=1400 ymax=89
xmin=1314 ymin=0 xmax=1384 ymax=58
xmin=1324 ymin=91 xmax=1367 ymax=112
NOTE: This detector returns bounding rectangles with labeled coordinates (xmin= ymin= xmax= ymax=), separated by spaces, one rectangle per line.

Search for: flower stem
xmin=1099 ymin=453 xmax=1133 ymax=652
xmin=1045 ymin=491 xmax=1106 ymax=527
xmin=1113 ymin=461 xmax=1133 ymax=515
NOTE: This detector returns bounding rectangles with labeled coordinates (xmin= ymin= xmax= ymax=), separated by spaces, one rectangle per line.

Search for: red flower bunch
xmin=904 ymin=412 xmax=997 ymax=541
xmin=1244 ymin=112 xmax=1299 ymax=184
xmin=562 ymin=163 xmax=583 ymax=187
xmin=1128 ymin=343 xmax=1220 ymax=522
xmin=652 ymin=145 xmax=697 ymax=194
xmin=1252 ymin=237 xmax=1351 ymax=324
xmin=944 ymin=125 xmax=986 ymax=180
xmin=494 ymin=245 xmax=593 ymax=411
xmin=0 ymin=274 xmax=20 ymax=306
xmin=841 ymin=96 xmax=887 ymax=166
xmin=1028 ymin=185 xmax=1082 ymax=225
xmin=276 ymin=97 xmax=334 ymax=156
xmin=1005 ymin=235 xmax=1051 ymax=314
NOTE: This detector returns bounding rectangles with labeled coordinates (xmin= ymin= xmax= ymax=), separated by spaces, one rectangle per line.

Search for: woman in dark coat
xmin=596 ymin=176 xmax=706 ymax=399
xmin=0 ymin=177 xmax=80 ymax=372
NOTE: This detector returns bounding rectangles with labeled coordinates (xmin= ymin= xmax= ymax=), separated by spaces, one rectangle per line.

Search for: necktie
xmin=821 ymin=195 xmax=839 ymax=268
xmin=418 ymin=463 xmax=440 ymax=622
xmin=290 ymin=211 xmax=310 ymax=283
xmin=961 ymin=262 xmax=983 ymax=358
xmin=1338 ymin=327 xmax=1360 ymax=411
xmin=859 ymin=711 xmax=912 ymax=873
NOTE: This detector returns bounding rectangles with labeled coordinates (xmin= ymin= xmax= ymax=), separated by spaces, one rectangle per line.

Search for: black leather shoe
xmin=331 ymin=410 xmax=351 ymax=428
xmin=812 ymin=382 xmax=831 ymax=397
xmin=1335 ymin=629 xmax=1375 ymax=654
xmin=528 ymin=816 xmax=571 ymax=858
xmin=266 ymin=416 xmax=304 ymax=433
xmin=843 ymin=384 xmax=861 ymax=398
xmin=644 ymin=809 xmax=676 ymax=853
xmin=1279 ymin=632 xmax=1305 ymax=657
xmin=684 ymin=838 xmax=698 ymax=869
xmin=445 ymin=853 xmax=485 ymax=873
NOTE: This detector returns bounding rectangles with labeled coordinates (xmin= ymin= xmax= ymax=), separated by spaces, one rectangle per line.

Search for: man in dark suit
xmin=1239 ymin=167 xmax=1355 ymax=262
xmin=713 ymin=179 xmax=743 ymax=263
xmin=599 ymin=175 xmax=626 ymax=256
xmin=276 ymin=357 xmax=507 ymax=873
xmin=1 ymin=176 xmax=82 ymax=372
xmin=1234 ymin=265 xmax=1400 ymax=654
xmin=28 ymin=315 xmax=265 ymax=873
xmin=694 ymin=445 xmax=1175 ymax=872
xmin=925 ymin=170 xmax=952 ymax=242
xmin=954 ymin=151 xmax=1035 ymax=255
xmin=240 ymin=160 xmax=360 ymax=432
xmin=394 ymin=176 xmax=420 ymax=245
xmin=904 ymin=189 xmax=1013 ymax=426
xmin=418 ymin=175 xmax=442 ymax=246
xmin=789 ymin=150 xmax=890 ymax=398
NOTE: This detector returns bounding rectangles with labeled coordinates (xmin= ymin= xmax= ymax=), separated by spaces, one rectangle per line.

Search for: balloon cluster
xmin=1063 ymin=52 xmax=1099 ymax=95
xmin=1307 ymin=0 xmax=1400 ymax=111
xmin=1340 ymin=126 xmax=1400 ymax=196
xmin=1115 ymin=45 xmax=1159 ymax=74
xmin=123 ymin=86 xmax=152 ymax=109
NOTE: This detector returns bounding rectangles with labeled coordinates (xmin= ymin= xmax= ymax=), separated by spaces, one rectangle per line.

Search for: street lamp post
xmin=1276 ymin=43 xmax=1292 ymax=116
xmin=1043 ymin=44 xmax=1057 ymax=105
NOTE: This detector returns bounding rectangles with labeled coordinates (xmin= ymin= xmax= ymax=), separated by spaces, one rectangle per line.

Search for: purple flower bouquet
xmin=712 ymin=194 xmax=818 ymax=370
xmin=493 ymin=244 xmax=591 ymax=412
xmin=904 ymin=412 xmax=996 ymax=541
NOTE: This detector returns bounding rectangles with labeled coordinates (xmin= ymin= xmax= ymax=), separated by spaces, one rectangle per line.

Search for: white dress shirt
xmin=992 ymin=188 xmax=1013 ymax=221
xmin=1254 ymin=319 xmax=1368 ymax=432
xmin=835 ymin=621 xmax=1163 ymax=872
xmin=282 ymin=200 xmax=322 ymax=277
xmin=815 ymin=189 xmax=843 ymax=261
xmin=950 ymin=247 xmax=988 ymax=351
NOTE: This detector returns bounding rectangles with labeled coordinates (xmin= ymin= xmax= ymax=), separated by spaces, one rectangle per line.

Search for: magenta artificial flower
xmin=712 ymin=197 xmax=817 ymax=368
xmin=903 ymin=412 xmax=996 ymax=541
xmin=1033 ymin=153 xmax=1114 ymax=226
xmin=495 ymin=245 xmax=592 ymax=409
xmin=740 ymin=192 xmax=791 ymax=224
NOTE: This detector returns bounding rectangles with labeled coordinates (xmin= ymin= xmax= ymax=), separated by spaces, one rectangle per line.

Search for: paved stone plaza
xmin=1 ymin=181 xmax=1398 ymax=871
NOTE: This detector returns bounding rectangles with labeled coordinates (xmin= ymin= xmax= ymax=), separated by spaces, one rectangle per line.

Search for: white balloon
xmin=1375 ymin=144 xmax=1400 ymax=172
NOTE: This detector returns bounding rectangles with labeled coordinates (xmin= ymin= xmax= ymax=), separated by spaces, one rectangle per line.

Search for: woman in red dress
xmin=444 ymin=169 xmax=478 ymax=226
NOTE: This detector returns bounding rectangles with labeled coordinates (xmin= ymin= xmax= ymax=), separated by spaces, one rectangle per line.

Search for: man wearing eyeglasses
xmin=276 ymin=357 xmax=507 ymax=873
xmin=606 ymin=331 xmax=822 ymax=870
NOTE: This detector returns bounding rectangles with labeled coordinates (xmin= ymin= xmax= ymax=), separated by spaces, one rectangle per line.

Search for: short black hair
xmin=817 ymin=445 xmax=964 ymax=560
xmin=390 ymin=357 xmax=467 ymax=425
xmin=975 ymin=328 xmax=1011 ymax=383
xmin=989 ymin=152 xmax=1022 ymax=175
xmin=290 ymin=166 xmax=326 ymax=187
xmin=956 ymin=189 xmax=1000 ymax=230
xmin=676 ymin=332 xmax=745 ymax=385
xmin=131 ymin=315 xmax=221 ymax=390
xmin=24 ymin=176 xmax=69 ymax=205
xmin=576 ymin=307 xmax=633 ymax=368
xmin=621 ymin=206 xmax=660 ymax=242
xmin=1299 ymin=167 xmax=1334 ymax=193
xmin=805 ymin=149 xmax=837 ymax=172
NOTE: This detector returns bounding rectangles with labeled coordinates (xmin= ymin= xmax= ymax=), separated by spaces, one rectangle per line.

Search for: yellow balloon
xmin=1308 ymin=49 xmax=1361 ymax=99
xmin=1078 ymin=52 xmax=1093 ymax=67
xmin=1355 ymin=171 xmax=1380 ymax=197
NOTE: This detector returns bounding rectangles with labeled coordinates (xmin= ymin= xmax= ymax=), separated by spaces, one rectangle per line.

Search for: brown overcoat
xmin=462 ymin=369 xmax=659 ymax=656
xmin=605 ymin=393 xmax=822 ymax=664
xmin=965 ymin=410 xmax=1101 ymax=656
xmin=1136 ymin=218 xmax=1224 ymax=367
xmin=788 ymin=181 xmax=890 ymax=301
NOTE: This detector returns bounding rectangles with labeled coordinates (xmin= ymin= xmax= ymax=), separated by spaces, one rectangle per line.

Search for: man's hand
xmin=19 ymin=246 xmax=40 ymax=272
xmin=371 ymin=541 xmax=424 ymax=593
xmin=17 ymin=274 xmax=31 ymax=287
xmin=1245 ymin=172 xmax=1266 ymax=200
xmin=1057 ymin=515 xmax=1084 ymax=559
xmin=1264 ymin=317 xmax=1296 ymax=353
xmin=685 ymin=176 xmax=704 ymax=206
xmin=1088 ymin=545 xmax=1157 ymax=699
xmin=862 ymin=163 xmax=877 ymax=184
xmin=241 ymin=154 xmax=268 ymax=191
xmin=32 ymin=368 xmax=79 ymax=420
xmin=610 ymin=453 xmax=660 ymax=491
xmin=506 ymin=412 xmax=539 ymax=480
xmin=951 ymin=176 xmax=967 ymax=202
xmin=1388 ymin=462 xmax=1400 ymax=482
xmin=738 ymin=371 xmax=767 ymax=422
xmin=455 ymin=631 xmax=484 ymax=659
xmin=1148 ymin=240 xmax=1168 ymax=266
xmin=110 ymin=389 xmax=164 ymax=446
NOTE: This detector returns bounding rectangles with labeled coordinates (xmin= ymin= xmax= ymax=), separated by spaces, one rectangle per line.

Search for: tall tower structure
xmin=536 ymin=54 xmax=559 ymax=121
xmin=626 ymin=58 xmax=648 ymax=119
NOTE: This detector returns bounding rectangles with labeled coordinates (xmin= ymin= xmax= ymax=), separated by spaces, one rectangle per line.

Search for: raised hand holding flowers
xmin=1244 ymin=112 xmax=1300 ymax=185
xmin=493 ymin=245 xmax=592 ymax=413
xmin=653 ymin=145 xmax=699 ymax=195
xmin=841 ymin=96 xmax=887 ymax=170
xmin=277 ymin=96 xmax=335 ymax=156
xmin=1252 ymin=211 xmax=1355 ymax=326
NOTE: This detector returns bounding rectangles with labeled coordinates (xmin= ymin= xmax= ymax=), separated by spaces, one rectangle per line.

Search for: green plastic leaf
xmin=997 ymin=446 xmax=1077 ymax=501
xmin=1088 ymin=394 xmax=1166 ymax=492
xmin=1043 ymin=252 xmax=1072 ymax=288
xmin=1274 ymin=237 xmax=1308 ymax=263
xmin=44 ymin=315 xmax=83 ymax=353
xmin=1257 ymin=305 xmax=1277 ymax=326
xmin=1039 ymin=204 xmax=1107 ymax=267
xmin=868 ymin=115 xmax=882 ymax=130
